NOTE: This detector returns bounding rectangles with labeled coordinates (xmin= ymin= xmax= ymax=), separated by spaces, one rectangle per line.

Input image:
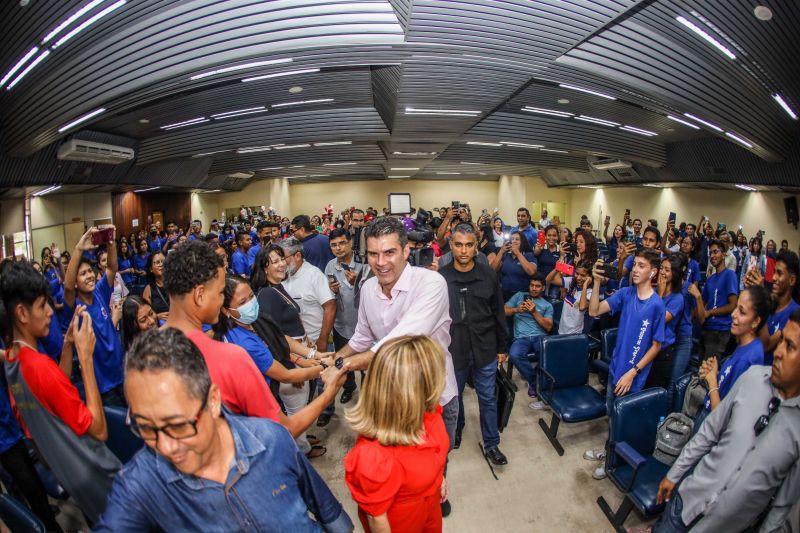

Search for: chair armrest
xmin=537 ymin=365 xmax=557 ymax=398
xmin=612 ymin=441 xmax=646 ymax=492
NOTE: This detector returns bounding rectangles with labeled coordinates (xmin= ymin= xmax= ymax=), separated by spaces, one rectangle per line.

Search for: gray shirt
xmin=324 ymin=257 xmax=368 ymax=339
xmin=667 ymin=366 xmax=800 ymax=532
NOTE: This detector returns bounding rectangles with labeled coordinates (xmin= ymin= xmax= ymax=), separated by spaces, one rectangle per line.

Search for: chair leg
xmin=597 ymin=495 xmax=634 ymax=533
xmin=538 ymin=412 xmax=564 ymax=456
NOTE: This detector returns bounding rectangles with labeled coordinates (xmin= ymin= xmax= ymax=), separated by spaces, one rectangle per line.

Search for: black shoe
xmin=454 ymin=430 xmax=462 ymax=449
xmin=485 ymin=446 xmax=508 ymax=466
xmin=340 ymin=389 xmax=354 ymax=404
xmin=441 ymin=499 xmax=451 ymax=518
xmin=316 ymin=414 xmax=332 ymax=427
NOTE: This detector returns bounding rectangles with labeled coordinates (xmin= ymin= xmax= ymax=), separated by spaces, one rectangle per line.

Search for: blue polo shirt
xmin=662 ymin=292 xmax=685 ymax=350
xmin=505 ymin=293 xmax=553 ymax=338
xmin=231 ymin=250 xmax=253 ymax=277
xmin=132 ymin=253 xmax=149 ymax=273
xmin=500 ymin=252 xmax=537 ymax=293
xmin=118 ymin=257 xmax=134 ymax=285
xmin=536 ymin=247 xmax=558 ymax=279
xmin=225 ymin=326 xmax=274 ymax=383
xmin=606 ymin=286 xmax=665 ymax=392
xmin=704 ymin=338 xmax=764 ymax=411
xmin=685 ymin=258 xmax=701 ymax=286
xmin=765 ymin=300 xmax=800 ymax=364
xmin=72 ymin=278 xmax=125 ymax=394
xmin=147 ymin=237 xmax=164 ymax=253
xmin=511 ymin=225 xmax=537 ymax=247
xmin=38 ymin=304 xmax=64 ymax=361
xmin=300 ymin=233 xmax=334 ymax=272
xmin=701 ymin=269 xmax=739 ymax=331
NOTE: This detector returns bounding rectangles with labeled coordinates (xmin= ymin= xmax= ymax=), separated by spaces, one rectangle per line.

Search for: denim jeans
xmin=508 ymin=335 xmax=545 ymax=386
xmin=455 ymin=360 xmax=500 ymax=449
xmin=653 ymin=492 xmax=692 ymax=533
xmin=321 ymin=330 xmax=357 ymax=416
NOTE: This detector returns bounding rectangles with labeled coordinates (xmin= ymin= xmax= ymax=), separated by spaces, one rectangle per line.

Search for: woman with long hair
xmin=603 ymin=223 xmax=625 ymax=262
xmin=141 ymin=251 xmax=169 ymax=320
xmin=345 ymin=335 xmax=449 ymax=533
xmin=498 ymin=232 xmax=538 ymax=301
xmin=120 ymin=295 xmax=157 ymax=351
xmin=739 ymin=237 xmax=767 ymax=290
xmin=491 ymin=217 xmax=506 ymax=248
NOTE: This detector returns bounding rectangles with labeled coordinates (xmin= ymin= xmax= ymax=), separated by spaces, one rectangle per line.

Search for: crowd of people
xmin=0 ymin=201 xmax=799 ymax=532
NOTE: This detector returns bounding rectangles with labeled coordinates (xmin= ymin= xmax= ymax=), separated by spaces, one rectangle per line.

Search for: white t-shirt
xmin=282 ymin=261 xmax=335 ymax=342
xmin=558 ymin=277 xmax=591 ymax=335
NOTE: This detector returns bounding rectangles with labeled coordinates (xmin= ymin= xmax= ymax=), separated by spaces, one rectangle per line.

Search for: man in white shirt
xmin=538 ymin=209 xmax=552 ymax=230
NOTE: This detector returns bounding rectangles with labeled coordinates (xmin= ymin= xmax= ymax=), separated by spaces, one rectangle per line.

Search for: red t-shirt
xmin=185 ymin=330 xmax=281 ymax=422
xmin=344 ymin=405 xmax=448 ymax=532
xmin=6 ymin=346 xmax=92 ymax=437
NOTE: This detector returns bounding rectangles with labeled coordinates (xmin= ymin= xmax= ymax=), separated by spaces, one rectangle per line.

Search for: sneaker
xmin=592 ymin=463 xmax=607 ymax=480
xmin=583 ymin=448 xmax=606 ymax=461
xmin=527 ymin=383 xmax=537 ymax=398
xmin=528 ymin=401 xmax=549 ymax=410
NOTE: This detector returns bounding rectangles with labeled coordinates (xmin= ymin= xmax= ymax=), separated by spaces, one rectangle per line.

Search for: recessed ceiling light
xmin=271 ymin=99 xmax=333 ymax=108
xmin=620 ymin=125 xmax=658 ymax=137
xmin=134 ymin=186 xmax=160 ymax=193
xmin=558 ymin=84 xmax=616 ymax=100
xmin=289 ymin=86 xmax=303 ymax=94
xmin=241 ymin=68 xmax=320 ymax=83
xmin=575 ymin=115 xmax=620 ymax=127
xmin=676 ymin=15 xmax=736 ymax=60
xmin=735 ymin=184 xmax=757 ymax=191
xmin=521 ymin=106 xmax=573 ymax=118
xmin=57 ymin=107 xmax=106 ymax=133
xmin=138 ymin=118 xmax=150 ymax=124
xmin=683 ymin=113 xmax=723 ymax=132
xmin=466 ymin=141 xmax=502 ymax=147
xmin=190 ymin=58 xmax=292 ymax=80
xmin=753 ymin=5 xmax=773 ymax=21
xmin=725 ymin=132 xmax=753 ymax=148
xmin=390 ymin=167 xmax=420 ymax=170
xmin=323 ymin=162 xmax=357 ymax=166
xmin=772 ymin=94 xmax=798 ymax=120
xmin=160 ymin=117 xmax=209 ymax=130
xmin=667 ymin=115 xmax=701 ymax=130
xmin=540 ymin=148 xmax=569 ymax=154
xmin=557 ymin=98 xmax=570 ymax=104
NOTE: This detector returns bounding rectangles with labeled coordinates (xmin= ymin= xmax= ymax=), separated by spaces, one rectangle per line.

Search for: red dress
xmin=344 ymin=405 xmax=448 ymax=533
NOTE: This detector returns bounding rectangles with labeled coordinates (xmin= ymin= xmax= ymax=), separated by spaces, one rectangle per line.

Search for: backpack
xmin=682 ymin=375 xmax=710 ymax=420
xmin=653 ymin=412 xmax=694 ymax=466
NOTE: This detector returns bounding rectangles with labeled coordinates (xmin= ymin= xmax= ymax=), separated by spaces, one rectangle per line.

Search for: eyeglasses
xmin=152 ymin=260 xmax=165 ymax=266
xmin=754 ymin=396 xmax=781 ymax=436
xmin=127 ymin=395 xmax=208 ymax=442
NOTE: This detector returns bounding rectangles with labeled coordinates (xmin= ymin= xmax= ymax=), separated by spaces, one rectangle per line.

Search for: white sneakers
xmin=583 ymin=448 xmax=607 ymax=480
xmin=528 ymin=401 xmax=549 ymax=410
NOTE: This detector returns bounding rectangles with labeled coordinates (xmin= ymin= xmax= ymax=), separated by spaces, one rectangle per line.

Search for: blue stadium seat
xmin=591 ymin=328 xmax=617 ymax=384
xmin=24 ymin=440 xmax=68 ymax=501
xmin=104 ymin=406 xmax=145 ymax=464
xmin=671 ymin=372 xmax=693 ymax=413
xmin=550 ymin=300 xmax=563 ymax=334
xmin=0 ymin=494 xmax=45 ymax=533
xmin=536 ymin=335 xmax=606 ymax=456
xmin=597 ymin=387 xmax=670 ymax=532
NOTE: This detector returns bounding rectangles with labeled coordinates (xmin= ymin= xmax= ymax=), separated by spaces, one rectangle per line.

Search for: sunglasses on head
xmin=754 ymin=396 xmax=781 ymax=437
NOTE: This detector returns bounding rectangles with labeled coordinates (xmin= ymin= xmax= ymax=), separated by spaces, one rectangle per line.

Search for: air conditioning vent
xmin=610 ymin=167 xmax=640 ymax=181
xmin=590 ymin=158 xmax=632 ymax=170
xmin=228 ymin=171 xmax=255 ymax=179
xmin=57 ymin=139 xmax=135 ymax=164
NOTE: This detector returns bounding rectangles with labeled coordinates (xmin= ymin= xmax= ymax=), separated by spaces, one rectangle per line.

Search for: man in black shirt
xmin=440 ymin=224 xmax=509 ymax=465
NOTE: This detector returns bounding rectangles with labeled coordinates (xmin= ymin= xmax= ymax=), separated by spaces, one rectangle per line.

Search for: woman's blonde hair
xmin=346 ymin=335 xmax=445 ymax=446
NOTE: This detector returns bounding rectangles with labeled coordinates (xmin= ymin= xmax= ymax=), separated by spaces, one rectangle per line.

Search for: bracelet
xmin=291 ymin=355 xmax=300 ymax=364
xmin=708 ymin=387 xmax=719 ymax=394
xmin=306 ymin=347 xmax=317 ymax=360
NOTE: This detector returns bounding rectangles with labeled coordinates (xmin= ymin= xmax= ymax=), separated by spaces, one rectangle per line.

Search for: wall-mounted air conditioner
xmin=57 ymin=139 xmax=135 ymax=164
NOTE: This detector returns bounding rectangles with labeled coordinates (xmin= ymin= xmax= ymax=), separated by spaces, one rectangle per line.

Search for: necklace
xmin=12 ymin=339 xmax=37 ymax=351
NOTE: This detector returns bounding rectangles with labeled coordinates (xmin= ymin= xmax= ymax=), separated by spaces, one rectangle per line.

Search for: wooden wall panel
xmin=112 ymin=192 xmax=191 ymax=237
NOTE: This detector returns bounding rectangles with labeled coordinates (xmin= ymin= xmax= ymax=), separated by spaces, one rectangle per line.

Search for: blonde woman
xmin=344 ymin=336 xmax=449 ymax=533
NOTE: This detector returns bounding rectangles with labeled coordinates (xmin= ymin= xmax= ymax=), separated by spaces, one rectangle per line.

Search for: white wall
xmin=191 ymin=193 xmax=219 ymax=233
xmin=0 ymin=199 xmax=24 ymax=235
xmin=29 ymin=193 xmax=112 ymax=257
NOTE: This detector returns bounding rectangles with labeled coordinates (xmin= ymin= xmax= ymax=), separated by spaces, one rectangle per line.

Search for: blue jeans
xmin=455 ymin=360 xmax=500 ymax=449
xmin=508 ymin=335 xmax=545 ymax=386
xmin=670 ymin=336 xmax=693 ymax=384
xmin=653 ymin=492 xmax=692 ymax=533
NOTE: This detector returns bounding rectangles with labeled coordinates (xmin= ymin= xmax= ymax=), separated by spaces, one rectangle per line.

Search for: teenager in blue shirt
xmin=132 ymin=238 xmax=150 ymax=294
xmin=688 ymin=239 xmax=739 ymax=361
xmin=588 ymin=248 xmax=665 ymax=480
xmin=64 ymin=226 xmax=127 ymax=407
xmin=117 ymin=240 xmax=135 ymax=288
xmin=699 ymin=286 xmax=772 ymax=417
xmin=619 ymin=226 xmax=660 ymax=289
xmin=230 ymin=231 xmax=254 ymax=278
xmin=679 ymin=236 xmax=700 ymax=286
xmin=511 ymin=207 xmax=538 ymax=246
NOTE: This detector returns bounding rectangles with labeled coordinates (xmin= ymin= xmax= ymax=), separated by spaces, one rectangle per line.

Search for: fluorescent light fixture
xmin=313 ymin=141 xmax=352 ymax=146
xmin=460 ymin=162 xmax=484 ymax=165
xmin=134 ymin=186 xmax=160 ymax=193
xmin=735 ymin=184 xmax=757 ymax=191
xmin=683 ymin=113 xmax=723 ymax=132
xmin=272 ymin=99 xmax=333 ymax=108
xmin=210 ymin=107 xmax=266 ymax=119
xmin=643 ymin=184 xmax=663 ymax=188
xmin=466 ymin=141 xmax=502 ymax=147
xmin=32 ymin=185 xmax=61 ymax=197
xmin=392 ymin=151 xmax=437 ymax=156
xmin=241 ymin=68 xmax=319 ymax=83
xmin=521 ymin=106 xmax=573 ymax=117
xmin=6 ymin=49 xmax=50 ymax=90
xmin=620 ymin=125 xmax=658 ymax=137
xmin=192 ymin=150 xmax=229 ymax=158
xmin=676 ymin=15 xmax=736 ymax=60
xmin=666 ymin=115 xmax=701 ymax=130
xmin=403 ymin=112 xmax=479 ymax=117
xmin=725 ymin=132 xmax=753 ymax=148
xmin=260 ymin=166 xmax=285 ymax=170
xmin=160 ymin=117 xmax=208 ymax=130
xmin=190 ymin=58 xmax=292 ymax=81
xmin=284 ymin=175 xmax=306 ymax=179
xmin=308 ymin=174 xmax=330 ymax=177
xmin=575 ymin=115 xmax=620 ymax=127
xmin=502 ymin=141 xmax=544 ymax=148
xmin=387 ymin=175 xmax=410 ymax=179
xmin=43 ymin=0 xmax=106 ymax=43
xmin=540 ymin=148 xmax=569 ymax=153
xmin=199 ymin=189 xmax=220 ymax=193
xmin=53 ymin=0 xmax=127 ymax=49
xmin=237 ymin=146 xmax=272 ymax=154
xmin=436 ymin=172 xmax=461 ymax=175
xmin=558 ymin=84 xmax=616 ymax=100
xmin=772 ymin=93 xmax=798 ymax=120
xmin=390 ymin=167 xmax=419 ymax=171
xmin=57 ymin=107 xmax=106 ymax=133
xmin=0 ymin=46 xmax=39 ymax=89
xmin=289 ymin=165 xmax=306 ymax=168
xmin=323 ymin=162 xmax=357 ymax=166
xmin=405 ymin=107 xmax=481 ymax=115
xmin=272 ymin=143 xmax=310 ymax=150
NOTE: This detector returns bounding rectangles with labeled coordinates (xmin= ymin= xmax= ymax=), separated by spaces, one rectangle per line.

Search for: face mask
xmin=234 ymin=296 xmax=259 ymax=325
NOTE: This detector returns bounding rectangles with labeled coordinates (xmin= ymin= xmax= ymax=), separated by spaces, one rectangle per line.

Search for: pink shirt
xmin=349 ymin=264 xmax=457 ymax=405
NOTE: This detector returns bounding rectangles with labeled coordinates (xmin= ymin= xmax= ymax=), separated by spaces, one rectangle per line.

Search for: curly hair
xmin=163 ymin=240 xmax=223 ymax=296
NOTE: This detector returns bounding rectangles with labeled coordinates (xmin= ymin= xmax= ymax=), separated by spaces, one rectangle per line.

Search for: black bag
xmin=495 ymin=364 xmax=517 ymax=432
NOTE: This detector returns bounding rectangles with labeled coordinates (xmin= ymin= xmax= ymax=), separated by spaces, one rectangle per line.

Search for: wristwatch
xmin=335 ymin=357 xmax=344 ymax=370
xmin=306 ymin=347 xmax=317 ymax=360
xmin=632 ymin=364 xmax=641 ymax=375
xmin=320 ymin=361 xmax=328 ymax=370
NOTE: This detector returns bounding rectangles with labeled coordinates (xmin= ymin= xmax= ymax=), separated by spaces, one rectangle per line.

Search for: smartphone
xmin=523 ymin=294 xmax=533 ymax=301
xmin=603 ymin=264 xmax=619 ymax=280
xmin=566 ymin=242 xmax=578 ymax=255
xmin=555 ymin=261 xmax=575 ymax=276
xmin=537 ymin=231 xmax=546 ymax=246
xmin=748 ymin=256 xmax=757 ymax=271
xmin=668 ymin=212 xmax=676 ymax=223
xmin=91 ymin=227 xmax=114 ymax=246
xmin=605 ymin=215 xmax=611 ymax=223
xmin=738 ymin=224 xmax=743 ymax=231
xmin=719 ymin=223 xmax=726 ymax=231
xmin=503 ymin=232 xmax=511 ymax=242
xmin=451 ymin=200 xmax=460 ymax=209
xmin=626 ymin=228 xmax=636 ymax=243
xmin=417 ymin=247 xmax=434 ymax=267
xmin=327 ymin=274 xmax=336 ymax=283
xmin=482 ymin=209 xmax=488 ymax=216
xmin=624 ymin=208 xmax=631 ymax=219
xmin=340 ymin=263 xmax=351 ymax=272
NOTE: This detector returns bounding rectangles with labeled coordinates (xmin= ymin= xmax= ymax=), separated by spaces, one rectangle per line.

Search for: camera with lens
xmin=407 ymin=208 xmax=440 ymax=267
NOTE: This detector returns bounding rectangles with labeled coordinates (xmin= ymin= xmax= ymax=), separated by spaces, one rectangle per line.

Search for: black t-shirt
xmin=256 ymin=284 xmax=306 ymax=338
xmin=147 ymin=281 xmax=170 ymax=313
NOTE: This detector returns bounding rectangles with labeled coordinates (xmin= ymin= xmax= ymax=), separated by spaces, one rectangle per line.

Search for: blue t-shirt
xmin=37 ymin=304 xmax=64 ymax=361
xmin=249 ymin=243 xmax=261 ymax=263
xmin=0 ymin=371 xmax=23 ymax=455
xmin=505 ymin=293 xmax=553 ymax=338
xmin=701 ymin=269 xmax=739 ymax=331
xmin=620 ymin=255 xmax=634 ymax=289
xmin=118 ymin=257 xmax=134 ymax=285
xmin=678 ymin=283 xmax=695 ymax=338
xmin=704 ymin=338 xmax=764 ymax=411
xmin=148 ymin=237 xmax=164 ymax=253
xmin=73 ymin=278 xmax=125 ymax=393
xmin=300 ymin=233 xmax=335 ymax=272
xmin=685 ymin=258 xmax=700 ymax=286
xmin=132 ymin=253 xmax=150 ymax=273
xmin=606 ymin=237 xmax=620 ymax=262
xmin=225 ymin=326 xmax=274 ymax=383
xmin=500 ymin=252 xmax=537 ymax=293
xmin=662 ymin=292 xmax=685 ymax=350
xmin=765 ymin=300 xmax=800 ymax=364
xmin=511 ymin=225 xmax=537 ymax=247
xmin=231 ymin=250 xmax=254 ymax=277
xmin=605 ymin=287 xmax=666 ymax=392
xmin=536 ymin=247 xmax=558 ymax=279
